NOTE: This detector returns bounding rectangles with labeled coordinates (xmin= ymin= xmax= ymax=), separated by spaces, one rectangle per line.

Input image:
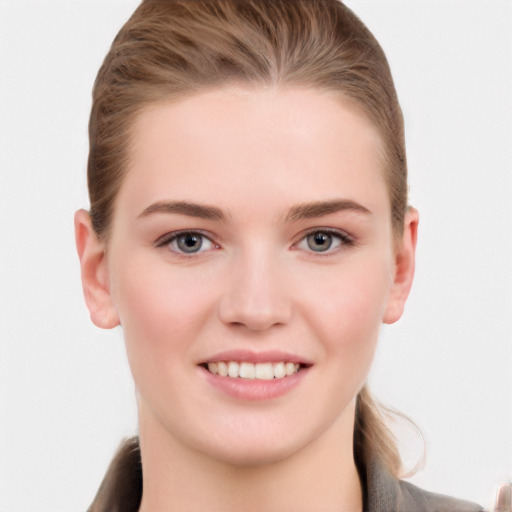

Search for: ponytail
xmin=354 ymin=385 xmax=402 ymax=477
xmin=88 ymin=437 xmax=142 ymax=512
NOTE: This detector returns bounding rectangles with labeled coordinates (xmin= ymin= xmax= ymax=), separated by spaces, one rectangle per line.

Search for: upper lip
xmin=199 ymin=349 xmax=313 ymax=366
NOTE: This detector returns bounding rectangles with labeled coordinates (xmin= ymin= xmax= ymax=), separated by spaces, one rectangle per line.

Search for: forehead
xmin=119 ymin=86 xmax=389 ymax=218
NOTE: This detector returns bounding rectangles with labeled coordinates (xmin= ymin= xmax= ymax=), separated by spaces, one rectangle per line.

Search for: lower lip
xmin=199 ymin=366 xmax=309 ymax=401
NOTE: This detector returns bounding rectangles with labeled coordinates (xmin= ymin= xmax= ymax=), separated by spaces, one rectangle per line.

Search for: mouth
xmin=200 ymin=361 xmax=307 ymax=380
xmin=198 ymin=352 xmax=312 ymax=400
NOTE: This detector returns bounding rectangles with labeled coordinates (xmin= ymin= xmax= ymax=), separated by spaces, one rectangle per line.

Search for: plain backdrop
xmin=0 ymin=1 xmax=510 ymax=510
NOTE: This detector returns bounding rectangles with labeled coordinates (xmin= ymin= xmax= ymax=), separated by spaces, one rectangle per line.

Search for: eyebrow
xmin=138 ymin=201 xmax=228 ymax=222
xmin=284 ymin=199 xmax=371 ymax=222
xmin=138 ymin=198 xmax=370 ymax=223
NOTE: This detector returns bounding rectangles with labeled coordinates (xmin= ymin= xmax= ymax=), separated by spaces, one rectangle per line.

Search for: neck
xmin=137 ymin=401 xmax=362 ymax=512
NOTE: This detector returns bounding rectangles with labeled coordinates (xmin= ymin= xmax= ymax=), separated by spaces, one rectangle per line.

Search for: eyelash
xmin=154 ymin=230 xmax=218 ymax=257
xmin=293 ymin=229 xmax=355 ymax=255
xmin=154 ymin=228 xmax=354 ymax=257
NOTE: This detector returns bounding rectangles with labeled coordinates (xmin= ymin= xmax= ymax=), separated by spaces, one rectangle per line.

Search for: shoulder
xmin=363 ymin=457 xmax=484 ymax=512
xmin=398 ymin=479 xmax=484 ymax=512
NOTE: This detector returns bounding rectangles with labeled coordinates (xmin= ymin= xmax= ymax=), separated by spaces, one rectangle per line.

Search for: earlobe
xmin=383 ymin=207 xmax=419 ymax=325
xmin=74 ymin=209 xmax=119 ymax=329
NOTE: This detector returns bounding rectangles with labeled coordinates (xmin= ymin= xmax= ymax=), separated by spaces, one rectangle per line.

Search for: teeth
xmin=239 ymin=362 xmax=256 ymax=379
xmin=217 ymin=361 xmax=228 ymax=376
xmin=273 ymin=362 xmax=285 ymax=379
xmin=285 ymin=362 xmax=296 ymax=376
xmin=207 ymin=361 xmax=300 ymax=379
xmin=255 ymin=362 xmax=273 ymax=380
xmin=227 ymin=361 xmax=239 ymax=378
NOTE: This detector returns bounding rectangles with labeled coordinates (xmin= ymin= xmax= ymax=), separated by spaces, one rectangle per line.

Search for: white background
xmin=0 ymin=1 xmax=510 ymax=510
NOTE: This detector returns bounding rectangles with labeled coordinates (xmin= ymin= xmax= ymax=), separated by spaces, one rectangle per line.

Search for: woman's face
xmin=90 ymin=87 xmax=415 ymax=466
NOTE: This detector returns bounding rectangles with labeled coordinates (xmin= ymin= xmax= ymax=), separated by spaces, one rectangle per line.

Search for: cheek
xmin=299 ymin=255 xmax=391 ymax=363
xmin=110 ymin=256 xmax=218 ymax=372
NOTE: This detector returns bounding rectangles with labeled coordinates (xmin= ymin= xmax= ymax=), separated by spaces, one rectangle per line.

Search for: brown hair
xmin=88 ymin=0 xmax=407 ymax=479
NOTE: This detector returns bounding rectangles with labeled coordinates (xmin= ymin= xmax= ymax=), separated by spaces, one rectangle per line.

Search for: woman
xmin=75 ymin=0 xmax=483 ymax=510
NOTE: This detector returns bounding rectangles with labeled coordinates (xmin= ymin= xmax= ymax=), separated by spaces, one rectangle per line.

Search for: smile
xmin=206 ymin=361 xmax=300 ymax=380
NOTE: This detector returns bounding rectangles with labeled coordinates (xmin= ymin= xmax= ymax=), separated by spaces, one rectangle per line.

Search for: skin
xmin=75 ymin=87 xmax=418 ymax=512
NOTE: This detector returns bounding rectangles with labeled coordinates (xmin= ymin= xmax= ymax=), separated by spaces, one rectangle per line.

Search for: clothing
xmin=363 ymin=457 xmax=483 ymax=512
xmin=88 ymin=437 xmax=483 ymax=512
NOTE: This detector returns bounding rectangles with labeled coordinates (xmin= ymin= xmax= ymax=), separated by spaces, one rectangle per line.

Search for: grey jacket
xmin=363 ymin=457 xmax=483 ymax=512
xmin=89 ymin=437 xmax=483 ymax=512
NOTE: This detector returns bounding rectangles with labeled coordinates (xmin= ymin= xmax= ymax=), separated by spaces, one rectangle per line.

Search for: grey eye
xmin=156 ymin=230 xmax=216 ymax=255
xmin=295 ymin=230 xmax=350 ymax=254
xmin=176 ymin=233 xmax=204 ymax=253
xmin=306 ymin=231 xmax=334 ymax=252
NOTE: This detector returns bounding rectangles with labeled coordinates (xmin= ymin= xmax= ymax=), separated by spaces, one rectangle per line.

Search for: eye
xmin=156 ymin=231 xmax=216 ymax=255
xmin=296 ymin=230 xmax=352 ymax=253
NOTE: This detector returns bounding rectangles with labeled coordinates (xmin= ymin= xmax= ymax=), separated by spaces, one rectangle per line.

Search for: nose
xmin=218 ymin=250 xmax=293 ymax=331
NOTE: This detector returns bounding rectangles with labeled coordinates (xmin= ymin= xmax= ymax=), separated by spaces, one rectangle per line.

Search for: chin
xmin=186 ymin=411 xmax=341 ymax=470
xmin=201 ymin=437 xmax=304 ymax=468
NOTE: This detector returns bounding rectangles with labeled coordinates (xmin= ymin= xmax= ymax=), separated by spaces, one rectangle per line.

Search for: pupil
xmin=308 ymin=232 xmax=332 ymax=251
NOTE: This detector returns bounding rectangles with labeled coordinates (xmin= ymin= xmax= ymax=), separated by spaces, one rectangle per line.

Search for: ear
xmin=74 ymin=209 xmax=119 ymax=329
xmin=383 ymin=207 xmax=419 ymax=324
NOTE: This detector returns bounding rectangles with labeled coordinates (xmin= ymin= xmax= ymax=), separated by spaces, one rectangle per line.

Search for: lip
xmin=199 ymin=365 xmax=310 ymax=401
xmin=197 ymin=349 xmax=313 ymax=401
xmin=199 ymin=349 xmax=313 ymax=365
